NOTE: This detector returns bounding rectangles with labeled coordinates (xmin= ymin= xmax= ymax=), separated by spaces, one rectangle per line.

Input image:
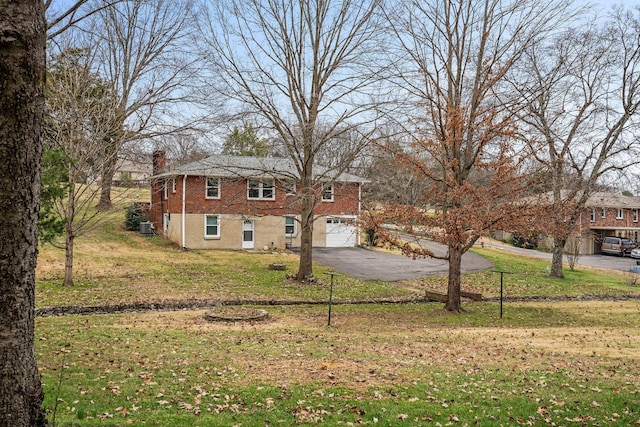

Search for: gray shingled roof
xmin=152 ymin=155 xmax=368 ymax=183
xmin=534 ymin=190 xmax=640 ymax=208
xmin=586 ymin=191 xmax=640 ymax=208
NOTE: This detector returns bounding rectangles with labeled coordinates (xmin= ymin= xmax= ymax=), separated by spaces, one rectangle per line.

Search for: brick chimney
xmin=152 ymin=150 xmax=166 ymax=175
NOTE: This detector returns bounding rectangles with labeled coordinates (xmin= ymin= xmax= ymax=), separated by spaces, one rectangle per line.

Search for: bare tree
xmin=46 ymin=0 xmax=136 ymax=41
xmin=565 ymin=233 xmax=583 ymax=272
xmin=157 ymin=134 xmax=212 ymax=167
xmin=507 ymin=7 xmax=640 ymax=278
xmin=199 ymin=0 xmax=384 ymax=279
xmin=362 ymin=132 xmax=431 ymax=208
xmin=81 ymin=0 xmax=204 ymax=209
xmin=45 ymin=47 xmax=128 ymax=287
xmin=0 ymin=1 xmax=48 ymax=425
xmin=374 ymin=0 xmax=571 ymax=312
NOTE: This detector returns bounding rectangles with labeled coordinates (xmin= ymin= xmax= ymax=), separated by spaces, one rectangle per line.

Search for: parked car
xmin=631 ymin=247 xmax=640 ymax=259
xmin=601 ymin=236 xmax=636 ymax=256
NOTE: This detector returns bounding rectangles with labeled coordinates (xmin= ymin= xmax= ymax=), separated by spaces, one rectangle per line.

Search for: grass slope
xmin=39 ymin=302 xmax=639 ymax=426
xmin=35 ymin=213 xmax=640 ymax=425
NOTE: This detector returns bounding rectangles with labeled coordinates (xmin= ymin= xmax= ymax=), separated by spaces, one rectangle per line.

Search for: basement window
xmin=204 ymin=215 xmax=220 ymax=238
xmin=285 ymin=216 xmax=296 ymax=235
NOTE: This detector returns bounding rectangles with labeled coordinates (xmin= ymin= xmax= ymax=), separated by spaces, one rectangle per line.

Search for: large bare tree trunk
xmin=297 ymin=216 xmax=314 ymax=280
xmin=97 ymin=155 xmax=117 ymax=210
xmin=550 ymin=237 xmax=566 ymax=278
xmin=0 ymin=0 xmax=48 ymax=425
xmin=444 ymin=245 xmax=463 ymax=313
xmin=296 ymin=166 xmax=314 ymax=280
xmin=96 ymin=125 xmax=122 ymax=211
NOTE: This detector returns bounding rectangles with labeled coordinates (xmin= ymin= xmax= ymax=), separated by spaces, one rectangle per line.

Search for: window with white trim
xmin=634 ymin=209 xmax=639 ymax=222
xmin=206 ymin=177 xmax=220 ymax=199
xmin=616 ymin=208 xmax=624 ymax=219
xmin=590 ymin=208 xmax=596 ymax=222
xmin=204 ymin=215 xmax=220 ymax=238
xmin=285 ymin=181 xmax=296 ymax=195
xmin=601 ymin=208 xmax=606 ymax=218
xmin=248 ymin=179 xmax=275 ymax=200
xmin=322 ymin=184 xmax=334 ymax=201
xmin=285 ymin=216 xmax=296 ymax=235
xmin=172 ymin=177 xmax=177 ymax=193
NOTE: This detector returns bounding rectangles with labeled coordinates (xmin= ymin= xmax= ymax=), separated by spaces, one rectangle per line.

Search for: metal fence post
xmin=324 ymin=272 xmax=342 ymax=326
xmin=491 ymin=270 xmax=512 ymax=319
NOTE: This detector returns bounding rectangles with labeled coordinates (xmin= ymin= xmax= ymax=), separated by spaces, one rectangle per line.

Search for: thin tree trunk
xmin=444 ymin=245 xmax=463 ymax=312
xmin=64 ymin=232 xmax=75 ymax=287
xmin=0 ymin=0 xmax=48 ymax=425
xmin=550 ymin=237 xmax=566 ymax=278
xmin=64 ymin=182 xmax=76 ymax=286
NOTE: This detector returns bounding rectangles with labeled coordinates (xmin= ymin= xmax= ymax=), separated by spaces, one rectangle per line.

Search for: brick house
xmin=148 ymin=151 xmax=367 ymax=250
xmin=537 ymin=191 xmax=640 ymax=254
xmin=576 ymin=192 xmax=640 ymax=254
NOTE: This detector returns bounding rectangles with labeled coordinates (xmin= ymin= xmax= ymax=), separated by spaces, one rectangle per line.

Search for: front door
xmin=242 ymin=219 xmax=254 ymax=249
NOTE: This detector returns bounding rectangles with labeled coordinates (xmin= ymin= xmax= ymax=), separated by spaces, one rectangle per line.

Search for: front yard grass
xmin=39 ymin=301 xmax=640 ymax=426
xmin=35 ymin=217 xmax=640 ymax=425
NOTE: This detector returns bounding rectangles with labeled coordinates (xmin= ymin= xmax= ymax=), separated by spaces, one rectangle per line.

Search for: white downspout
xmin=357 ymin=182 xmax=362 ymax=246
xmin=182 ymin=174 xmax=187 ymax=249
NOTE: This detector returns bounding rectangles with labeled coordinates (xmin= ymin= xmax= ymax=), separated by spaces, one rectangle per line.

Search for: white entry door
xmin=242 ymin=219 xmax=255 ymax=249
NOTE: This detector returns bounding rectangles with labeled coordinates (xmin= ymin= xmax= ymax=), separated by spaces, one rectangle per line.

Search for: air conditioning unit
xmin=139 ymin=221 xmax=154 ymax=235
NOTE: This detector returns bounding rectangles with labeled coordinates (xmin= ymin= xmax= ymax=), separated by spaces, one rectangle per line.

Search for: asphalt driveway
xmin=312 ymin=247 xmax=493 ymax=282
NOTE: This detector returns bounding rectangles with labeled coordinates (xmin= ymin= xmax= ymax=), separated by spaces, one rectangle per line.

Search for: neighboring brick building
xmin=148 ymin=151 xmax=367 ymax=250
xmin=576 ymin=192 xmax=640 ymax=254
xmin=538 ymin=191 xmax=640 ymax=255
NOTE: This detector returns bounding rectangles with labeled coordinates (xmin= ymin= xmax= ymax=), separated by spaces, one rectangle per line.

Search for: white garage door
xmin=326 ymin=217 xmax=357 ymax=247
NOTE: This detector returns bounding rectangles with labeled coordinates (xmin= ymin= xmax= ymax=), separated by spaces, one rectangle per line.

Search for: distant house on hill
xmin=114 ymin=158 xmax=152 ymax=187
xmin=148 ymin=151 xmax=367 ymax=250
